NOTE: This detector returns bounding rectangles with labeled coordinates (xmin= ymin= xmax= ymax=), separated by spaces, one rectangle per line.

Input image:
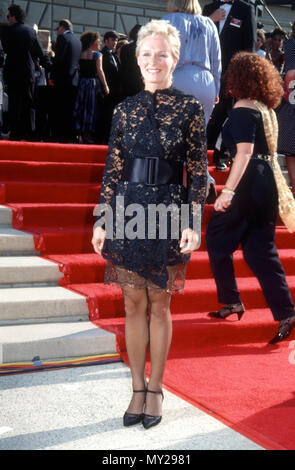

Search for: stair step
xmin=28 ymin=225 xmax=295 ymax=256
xmin=33 ymin=228 xmax=93 ymax=254
xmin=0 ymin=205 xmax=12 ymax=225
xmin=72 ymin=276 xmax=295 ymax=321
xmin=0 ymin=226 xmax=36 ymax=255
xmin=44 ymin=248 xmax=295 ymax=286
xmin=0 ymin=256 xmax=63 ymax=286
xmin=0 ymin=286 xmax=89 ymax=325
xmin=0 ymin=181 xmax=101 ymax=203
xmin=10 ymin=203 xmax=96 ymax=230
xmin=0 ymin=161 xmax=105 ymax=183
xmin=0 ymin=140 xmax=108 ymax=163
xmin=0 ymin=321 xmax=116 ymax=363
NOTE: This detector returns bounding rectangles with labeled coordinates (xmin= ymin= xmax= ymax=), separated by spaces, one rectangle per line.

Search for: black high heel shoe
xmin=269 ymin=317 xmax=295 ymax=344
xmin=123 ymin=389 xmax=146 ymax=427
xmin=208 ymin=303 xmax=245 ymax=321
xmin=142 ymin=389 xmax=164 ymax=429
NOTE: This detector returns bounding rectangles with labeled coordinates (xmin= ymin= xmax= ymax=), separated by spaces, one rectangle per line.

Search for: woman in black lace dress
xmin=92 ymin=20 xmax=207 ymax=428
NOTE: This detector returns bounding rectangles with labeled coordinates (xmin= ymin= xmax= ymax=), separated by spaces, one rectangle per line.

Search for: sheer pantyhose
xmin=122 ymin=283 xmax=172 ymax=417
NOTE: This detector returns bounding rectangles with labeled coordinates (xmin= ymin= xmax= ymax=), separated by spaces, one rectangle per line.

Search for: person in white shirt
xmin=202 ymin=0 xmax=256 ymax=170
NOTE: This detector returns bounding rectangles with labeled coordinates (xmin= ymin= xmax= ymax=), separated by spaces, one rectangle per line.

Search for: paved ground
xmin=0 ymin=361 xmax=263 ymax=451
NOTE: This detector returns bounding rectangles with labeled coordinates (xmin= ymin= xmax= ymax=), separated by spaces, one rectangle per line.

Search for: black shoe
xmin=269 ymin=317 xmax=295 ymax=344
xmin=206 ymin=183 xmax=217 ymax=204
xmin=123 ymin=389 xmax=146 ymax=426
xmin=208 ymin=303 xmax=245 ymax=321
xmin=142 ymin=389 xmax=164 ymax=429
xmin=216 ymin=161 xmax=228 ymax=171
xmin=213 ymin=148 xmax=228 ymax=171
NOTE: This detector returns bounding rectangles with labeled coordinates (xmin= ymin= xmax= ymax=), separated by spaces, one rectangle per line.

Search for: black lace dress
xmin=97 ymin=87 xmax=207 ymax=293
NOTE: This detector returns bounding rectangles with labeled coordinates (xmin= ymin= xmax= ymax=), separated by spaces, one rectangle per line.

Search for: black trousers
xmin=206 ymin=81 xmax=233 ymax=155
xmin=52 ymin=85 xmax=78 ymax=142
xmin=7 ymin=81 xmax=35 ymax=140
xmin=206 ymin=159 xmax=295 ymax=321
xmin=101 ymin=92 xmax=121 ymax=143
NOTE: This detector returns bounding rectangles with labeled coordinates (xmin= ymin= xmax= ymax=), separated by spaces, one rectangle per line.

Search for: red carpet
xmin=1 ymin=140 xmax=295 ymax=450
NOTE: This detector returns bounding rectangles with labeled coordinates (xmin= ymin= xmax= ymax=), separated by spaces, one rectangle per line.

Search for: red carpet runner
xmin=1 ymin=140 xmax=295 ymax=450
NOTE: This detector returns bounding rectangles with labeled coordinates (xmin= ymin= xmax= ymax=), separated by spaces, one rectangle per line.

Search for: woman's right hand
xmin=180 ymin=228 xmax=199 ymax=254
xmin=214 ymin=192 xmax=234 ymax=212
xmin=92 ymin=226 xmax=106 ymax=255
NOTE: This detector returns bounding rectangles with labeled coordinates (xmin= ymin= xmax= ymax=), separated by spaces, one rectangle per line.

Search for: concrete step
xmin=0 ymin=226 xmax=36 ymax=255
xmin=0 ymin=256 xmax=63 ymax=286
xmin=0 ymin=286 xmax=89 ymax=325
xmin=0 ymin=205 xmax=12 ymax=225
xmin=0 ymin=321 xmax=117 ymax=363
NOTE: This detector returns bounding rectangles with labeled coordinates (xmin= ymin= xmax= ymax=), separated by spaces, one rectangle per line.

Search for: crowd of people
xmin=0 ymin=3 xmax=294 ymax=179
xmin=0 ymin=5 xmax=143 ymax=144
xmin=1 ymin=1 xmax=295 ymax=429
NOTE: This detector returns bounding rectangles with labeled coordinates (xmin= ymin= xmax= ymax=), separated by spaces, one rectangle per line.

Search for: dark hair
xmin=292 ymin=19 xmax=295 ymax=38
xmin=271 ymin=28 xmax=285 ymax=38
xmin=58 ymin=19 xmax=72 ymax=31
xmin=225 ymin=52 xmax=284 ymax=109
xmin=103 ymin=31 xmax=118 ymax=41
xmin=8 ymin=4 xmax=26 ymax=23
xmin=80 ymin=30 xmax=99 ymax=51
xmin=128 ymin=24 xmax=142 ymax=41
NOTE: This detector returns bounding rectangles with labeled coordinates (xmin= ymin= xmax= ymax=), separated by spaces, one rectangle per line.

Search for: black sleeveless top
xmin=79 ymin=51 xmax=101 ymax=78
xmin=222 ymin=107 xmax=269 ymax=157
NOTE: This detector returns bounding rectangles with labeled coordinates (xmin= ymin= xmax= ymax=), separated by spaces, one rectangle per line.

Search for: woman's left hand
xmin=180 ymin=228 xmax=199 ymax=254
xmin=214 ymin=192 xmax=233 ymax=212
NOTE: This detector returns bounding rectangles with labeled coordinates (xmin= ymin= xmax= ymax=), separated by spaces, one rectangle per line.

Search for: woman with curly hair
xmin=206 ymin=52 xmax=295 ymax=344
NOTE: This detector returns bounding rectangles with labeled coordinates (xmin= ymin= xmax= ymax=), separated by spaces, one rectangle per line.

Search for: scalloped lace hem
xmin=104 ymin=260 xmax=186 ymax=295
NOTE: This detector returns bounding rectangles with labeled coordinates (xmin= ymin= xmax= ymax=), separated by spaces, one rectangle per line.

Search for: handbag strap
xmin=252 ymin=100 xmax=278 ymax=157
xmin=253 ymin=100 xmax=295 ymax=233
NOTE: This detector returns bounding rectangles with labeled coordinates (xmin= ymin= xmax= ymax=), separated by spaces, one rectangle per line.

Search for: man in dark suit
xmin=51 ymin=19 xmax=81 ymax=142
xmin=120 ymin=24 xmax=144 ymax=99
xmin=101 ymin=31 xmax=121 ymax=142
xmin=2 ymin=4 xmax=45 ymax=140
xmin=203 ymin=0 xmax=256 ymax=169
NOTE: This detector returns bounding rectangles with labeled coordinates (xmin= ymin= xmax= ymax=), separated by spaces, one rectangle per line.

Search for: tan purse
xmin=253 ymin=100 xmax=295 ymax=233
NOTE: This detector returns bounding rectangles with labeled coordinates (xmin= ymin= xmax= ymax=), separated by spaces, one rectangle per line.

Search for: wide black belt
xmin=251 ymin=154 xmax=271 ymax=161
xmin=122 ymin=157 xmax=183 ymax=186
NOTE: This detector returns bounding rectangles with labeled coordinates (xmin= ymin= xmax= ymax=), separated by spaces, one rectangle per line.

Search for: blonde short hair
xmin=167 ymin=0 xmax=202 ymax=15
xmin=136 ymin=19 xmax=181 ymax=62
xmin=256 ymin=29 xmax=265 ymax=43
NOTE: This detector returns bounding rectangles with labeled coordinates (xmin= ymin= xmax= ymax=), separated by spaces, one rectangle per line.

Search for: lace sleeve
xmin=99 ymin=105 xmax=125 ymax=206
xmin=185 ymin=100 xmax=208 ymax=229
